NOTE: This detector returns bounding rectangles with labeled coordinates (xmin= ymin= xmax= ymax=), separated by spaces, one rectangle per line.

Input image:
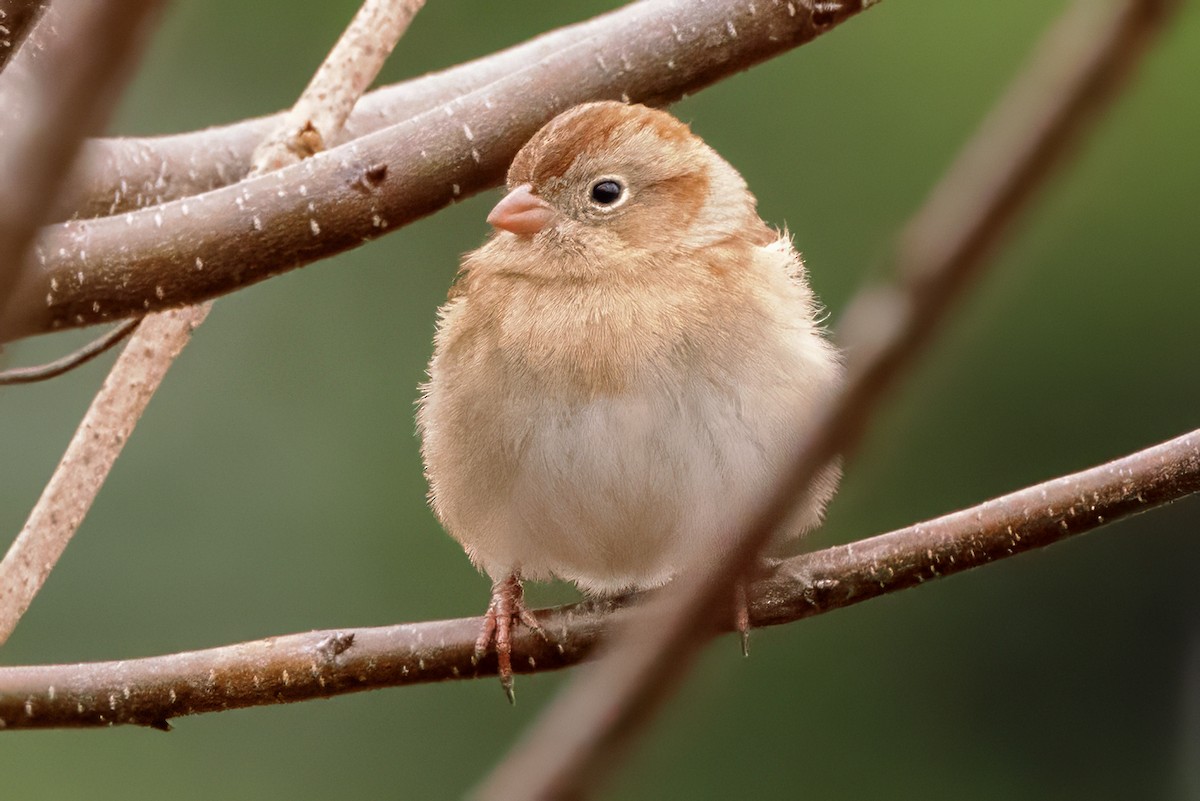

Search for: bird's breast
xmin=491 ymin=280 xmax=691 ymax=398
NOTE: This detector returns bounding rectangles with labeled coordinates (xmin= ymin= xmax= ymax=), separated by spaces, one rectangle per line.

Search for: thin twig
xmin=0 ymin=319 xmax=138 ymax=385
xmin=0 ymin=0 xmax=163 ymax=325
xmin=475 ymin=1 xmax=1179 ymax=798
xmin=1 ymin=425 xmax=1196 ymax=730
xmin=0 ymin=0 xmax=422 ymax=646
xmin=252 ymin=0 xmax=426 ymax=171
xmin=0 ymin=0 xmax=877 ymax=344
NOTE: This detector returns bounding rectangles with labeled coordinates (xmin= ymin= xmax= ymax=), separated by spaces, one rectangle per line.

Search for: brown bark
xmin=0 ymin=0 xmax=877 ymax=343
xmin=1 ymin=426 xmax=1195 ymax=730
xmin=0 ymin=0 xmax=428 ymax=646
xmin=0 ymin=0 xmax=163 ymax=331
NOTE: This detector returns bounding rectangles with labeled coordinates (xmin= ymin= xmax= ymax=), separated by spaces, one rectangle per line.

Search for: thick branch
xmin=55 ymin=0 xmax=732 ymax=220
xmin=476 ymin=2 xmax=1179 ymax=798
xmin=55 ymin=9 xmax=609 ymax=220
xmin=1 ymin=426 xmax=1196 ymax=730
xmin=0 ymin=0 xmax=875 ymax=344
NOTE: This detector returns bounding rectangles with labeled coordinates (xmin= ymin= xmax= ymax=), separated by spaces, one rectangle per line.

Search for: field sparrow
xmin=418 ymin=101 xmax=841 ymax=698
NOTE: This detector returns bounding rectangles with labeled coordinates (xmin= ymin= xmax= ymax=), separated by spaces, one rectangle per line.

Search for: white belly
xmin=499 ymin=378 xmax=790 ymax=594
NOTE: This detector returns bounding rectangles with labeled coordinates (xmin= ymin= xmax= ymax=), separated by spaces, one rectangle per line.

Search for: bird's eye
xmin=590 ymin=179 xmax=624 ymax=205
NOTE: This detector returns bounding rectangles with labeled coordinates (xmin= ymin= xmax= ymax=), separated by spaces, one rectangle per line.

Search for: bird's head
xmin=485 ymin=102 xmax=767 ymax=267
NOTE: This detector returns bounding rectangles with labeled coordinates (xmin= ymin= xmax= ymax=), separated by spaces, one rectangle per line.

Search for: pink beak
xmin=487 ymin=184 xmax=554 ymax=235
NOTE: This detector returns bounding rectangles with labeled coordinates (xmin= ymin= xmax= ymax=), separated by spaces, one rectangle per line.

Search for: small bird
xmin=417 ymin=101 xmax=841 ymax=699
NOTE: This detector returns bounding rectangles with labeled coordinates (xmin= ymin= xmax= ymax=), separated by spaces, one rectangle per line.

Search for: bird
xmin=417 ymin=101 xmax=842 ymax=700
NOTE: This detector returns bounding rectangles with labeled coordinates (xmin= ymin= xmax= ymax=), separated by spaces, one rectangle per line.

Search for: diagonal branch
xmin=0 ymin=0 xmax=878 ymax=344
xmin=252 ymin=0 xmax=426 ymax=171
xmin=54 ymin=0 xmax=633 ymax=220
xmin=0 ymin=0 xmax=422 ymax=647
xmin=56 ymin=0 xmax=865 ymax=221
xmin=0 ymin=0 xmax=163 ymax=322
xmin=0 ymin=308 xmax=210 ymax=647
xmin=475 ymin=1 xmax=1180 ymax=798
xmin=0 ymin=425 xmax=1196 ymax=730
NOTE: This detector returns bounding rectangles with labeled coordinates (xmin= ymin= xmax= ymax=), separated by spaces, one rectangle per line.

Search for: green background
xmin=2 ymin=1 xmax=1199 ymax=798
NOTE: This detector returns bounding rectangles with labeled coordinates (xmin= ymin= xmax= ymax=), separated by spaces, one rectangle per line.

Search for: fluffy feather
xmin=418 ymin=101 xmax=841 ymax=595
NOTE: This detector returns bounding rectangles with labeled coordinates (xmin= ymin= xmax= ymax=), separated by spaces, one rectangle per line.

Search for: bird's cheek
xmin=609 ymin=214 xmax=676 ymax=254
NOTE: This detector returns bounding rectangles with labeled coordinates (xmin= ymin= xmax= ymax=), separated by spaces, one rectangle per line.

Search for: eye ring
xmin=588 ymin=177 xmax=628 ymax=209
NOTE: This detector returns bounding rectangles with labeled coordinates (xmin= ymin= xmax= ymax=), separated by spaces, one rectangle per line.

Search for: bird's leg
xmin=475 ymin=572 xmax=544 ymax=703
xmin=734 ymin=577 xmax=751 ymax=657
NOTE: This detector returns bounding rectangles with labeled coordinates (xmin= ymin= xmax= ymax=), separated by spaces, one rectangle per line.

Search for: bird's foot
xmin=734 ymin=577 xmax=751 ymax=657
xmin=474 ymin=573 xmax=545 ymax=703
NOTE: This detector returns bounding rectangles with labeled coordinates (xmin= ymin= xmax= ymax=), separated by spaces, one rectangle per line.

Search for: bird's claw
xmin=475 ymin=573 xmax=544 ymax=703
xmin=735 ymin=578 xmax=751 ymax=657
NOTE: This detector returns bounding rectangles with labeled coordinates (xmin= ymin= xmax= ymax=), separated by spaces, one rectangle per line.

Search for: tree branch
xmin=54 ymin=0 xmax=799 ymax=221
xmin=251 ymin=0 xmax=426 ymax=171
xmin=475 ymin=1 xmax=1180 ymax=798
xmin=1 ymin=426 xmax=1196 ymax=730
xmin=0 ymin=306 xmax=210 ymax=646
xmin=53 ymin=1 xmax=618 ymax=220
xmin=0 ymin=0 xmax=422 ymax=646
xmin=0 ymin=0 xmax=878 ymax=344
xmin=0 ymin=0 xmax=163 ymax=326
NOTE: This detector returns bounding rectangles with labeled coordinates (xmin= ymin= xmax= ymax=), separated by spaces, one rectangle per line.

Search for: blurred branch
xmin=0 ymin=0 xmax=48 ymax=72
xmin=0 ymin=0 xmax=163 ymax=332
xmin=476 ymin=1 xmax=1180 ymax=798
xmin=0 ymin=0 xmax=877 ymax=344
xmin=1 ymin=426 xmax=1196 ymax=730
xmin=0 ymin=0 xmax=421 ymax=647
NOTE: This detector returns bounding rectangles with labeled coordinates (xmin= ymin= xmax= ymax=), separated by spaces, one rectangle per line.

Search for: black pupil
xmin=591 ymin=180 xmax=622 ymax=204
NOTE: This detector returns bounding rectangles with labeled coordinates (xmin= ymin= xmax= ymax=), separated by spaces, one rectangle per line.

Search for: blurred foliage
xmin=1 ymin=1 xmax=1198 ymax=798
